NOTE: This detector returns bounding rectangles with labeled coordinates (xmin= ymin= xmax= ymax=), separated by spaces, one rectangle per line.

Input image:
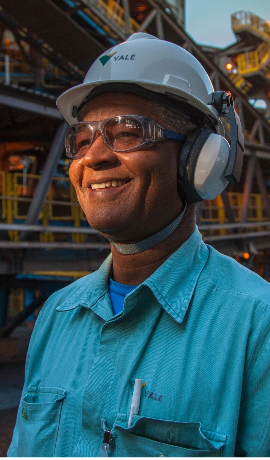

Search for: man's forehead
xmin=83 ymin=92 xmax=159 ymax=121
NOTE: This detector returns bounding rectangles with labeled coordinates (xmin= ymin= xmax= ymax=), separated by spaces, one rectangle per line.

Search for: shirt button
xmin=22 ymin=408 xmax=28 ymax=420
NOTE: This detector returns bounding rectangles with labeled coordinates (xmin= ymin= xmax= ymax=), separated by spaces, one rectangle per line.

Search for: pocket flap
xmin=21 ymin=386 xmax=67 ymax=422
xmin=114 ymin=416 xmax=226 ymax=451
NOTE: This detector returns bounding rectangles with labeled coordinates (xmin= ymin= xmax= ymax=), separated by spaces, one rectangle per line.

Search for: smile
xmin=91 ymin=180 xmax=130 ymax=190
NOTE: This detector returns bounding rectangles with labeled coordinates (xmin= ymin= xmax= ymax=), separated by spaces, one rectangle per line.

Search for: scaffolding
xmin=232 ymin=11 xmax=270 ymax=79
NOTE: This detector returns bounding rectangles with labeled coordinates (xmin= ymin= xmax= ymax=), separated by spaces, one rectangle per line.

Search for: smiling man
xmin=8 ymin=33 xmax=270 ymax=457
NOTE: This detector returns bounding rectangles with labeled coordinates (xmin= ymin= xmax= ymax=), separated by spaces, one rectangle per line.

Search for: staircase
xmin=232 ymin=11 xmax=270 ymax=80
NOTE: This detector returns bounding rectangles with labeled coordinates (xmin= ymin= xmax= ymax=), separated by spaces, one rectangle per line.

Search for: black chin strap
xmin=109 ymin=204 xmax=187 ymax=255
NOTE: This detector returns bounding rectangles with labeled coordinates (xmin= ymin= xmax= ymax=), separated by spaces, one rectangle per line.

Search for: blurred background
xmin=0 ymin=0 xmax=269 ymax=454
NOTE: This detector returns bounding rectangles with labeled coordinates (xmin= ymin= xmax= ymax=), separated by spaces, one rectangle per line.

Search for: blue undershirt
xmin=108 ymin=278 xmax=138 ymax=315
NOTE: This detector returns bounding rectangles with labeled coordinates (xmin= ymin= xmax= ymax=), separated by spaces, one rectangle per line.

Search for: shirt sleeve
xmin=235 ymin=302 xmax=270 ymax=456
xmin=7 ymin=303 xmax=47 ymax=456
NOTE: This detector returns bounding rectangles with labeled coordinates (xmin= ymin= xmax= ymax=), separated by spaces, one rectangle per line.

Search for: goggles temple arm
xmin=164 ymin=129 xmax=186 ymax=142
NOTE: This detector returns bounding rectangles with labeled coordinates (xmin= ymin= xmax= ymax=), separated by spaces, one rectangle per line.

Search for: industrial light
xmin=243 ymin=252 xmax=250 ymax=260
xmin=226 ymin=63 xmax=233 ymax=71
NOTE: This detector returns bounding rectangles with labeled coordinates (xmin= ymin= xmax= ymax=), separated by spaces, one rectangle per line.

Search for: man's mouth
xmin=91 ymin=180 xmax=130 ymax=190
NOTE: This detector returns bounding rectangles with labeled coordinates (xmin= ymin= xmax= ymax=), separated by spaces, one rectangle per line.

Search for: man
xmin=8 ymin=33 xmax=270 ymax=457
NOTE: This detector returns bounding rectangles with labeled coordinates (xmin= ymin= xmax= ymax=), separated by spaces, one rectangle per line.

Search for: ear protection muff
xmin=177 ymin=91 xmax=245 ymax=203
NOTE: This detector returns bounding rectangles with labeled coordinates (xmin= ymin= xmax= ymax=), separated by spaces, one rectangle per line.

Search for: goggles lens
xmin=66 ymin=116 xmax=144 ymax=159
xmin=105 ymin=117 xmax=143 ymax=151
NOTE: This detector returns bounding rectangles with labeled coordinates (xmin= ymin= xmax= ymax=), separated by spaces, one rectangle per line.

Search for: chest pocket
xmin=17 ymin=386 xmax=66 ymax=457
xmin=113 ymin=416 xmax=226 ymax=457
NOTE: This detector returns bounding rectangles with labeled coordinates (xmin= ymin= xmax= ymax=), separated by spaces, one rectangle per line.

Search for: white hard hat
xmin=57 ymin=32 xmax=223 ymax=134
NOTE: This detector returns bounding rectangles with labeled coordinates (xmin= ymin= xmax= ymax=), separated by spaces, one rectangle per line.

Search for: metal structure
xmin=0 ymin=1 xmax=270 ymax=329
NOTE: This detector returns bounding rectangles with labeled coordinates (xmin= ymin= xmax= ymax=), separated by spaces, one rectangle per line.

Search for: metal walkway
xmin=232 ymin=11 xmax=270 ymax=81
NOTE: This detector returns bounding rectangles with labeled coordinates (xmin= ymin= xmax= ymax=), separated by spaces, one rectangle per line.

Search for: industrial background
xmin=0 ymin=0 xmax=269 ymax=452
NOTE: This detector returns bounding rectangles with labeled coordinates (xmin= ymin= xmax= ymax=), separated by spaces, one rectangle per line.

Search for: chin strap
xmin=109 ymin=204 xmax=187 ymax=255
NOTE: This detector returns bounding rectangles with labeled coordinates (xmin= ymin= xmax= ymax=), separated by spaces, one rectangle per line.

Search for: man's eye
xmin=77 ymin=138 xmax=91 ymax=150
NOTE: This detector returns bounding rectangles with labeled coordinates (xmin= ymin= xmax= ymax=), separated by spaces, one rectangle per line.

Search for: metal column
xmin=240 ymin=153 xmax=256 ymax=224
xmin=0 ymin=286 xmax=9 ymax=327
xmin=122 ymin=0 xmax=131 ymax=35
xmin=20 ymin=121 xmax=68 ymax=240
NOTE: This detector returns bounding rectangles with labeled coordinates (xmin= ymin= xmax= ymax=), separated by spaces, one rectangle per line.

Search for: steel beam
xmin=0 ymin=92 xmax=63 ymax=119
xmin=83 ymin=0 xmax=127 ymax=40
xmin=137 ymin=8 xmax=157 ymax=32
xmin=240 ymin=153 xmax=256 ymax=223
xmin=156 ymin=11 xmax=164 ymax=40
xmin=121 ymin=0 xmax=131 ymax=35
xmin=258 ymin=121 xmax=265 ymax=144
xmin=199 ymin=221 xmax=270 ymax=231
xmin=203 ymin=231 xmax=270 ymax=243
xmin=249 ymin=119 xmax=259 ymax=142
xmin=2 ymin=231 xmax=270 ymax=247
xmin=221 ymin=190 xmax=235 ymax=223
xmin=195 ymin=201 xmax=203 ymax=225
xmin=254 ymin=159 xmax=270 ymax=220
xmin=0 ymin=223 xmax=98 ymax=234
xmin=0 ymin=242 xmax=110 ymax=249
xmin=20 ymin=122 xmax=68 ymax=240
xmin=0 ymin=296 xmax=48 ymax=338
xmin=2 ymin=220 xmax=270 ymax=233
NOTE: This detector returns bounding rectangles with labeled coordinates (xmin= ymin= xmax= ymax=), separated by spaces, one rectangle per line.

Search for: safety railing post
xmin=5 ymin=54 xmax=10 ymax=85
xmin=19 ymin=122 xmax=68 ymax=241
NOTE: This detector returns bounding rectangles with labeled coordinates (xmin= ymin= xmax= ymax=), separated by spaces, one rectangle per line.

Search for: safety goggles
xmin=65 ymin=115 xmax=186 ymax=159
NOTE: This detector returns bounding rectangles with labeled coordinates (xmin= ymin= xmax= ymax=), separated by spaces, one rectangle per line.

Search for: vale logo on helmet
xmin=99 ymin=52 xmax=136 ymax=66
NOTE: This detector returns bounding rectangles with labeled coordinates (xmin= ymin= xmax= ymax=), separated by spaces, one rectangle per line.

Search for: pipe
xmin=0 ymin=221 xmax=269 ymax=233
xmin=0 ymin=242 xmax=110 ymax=249
xmin=5 ymin=54 xmax=10 ymax=85
xmin=0 ymin=223 xmax=99 ymax=234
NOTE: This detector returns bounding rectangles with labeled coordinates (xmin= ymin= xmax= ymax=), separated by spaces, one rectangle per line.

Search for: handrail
xmin=231 ymin=11 xmax=270 ymax=42
xmin=236 ymin=39 xmax=270 ymax=75
xmin=0 ymin=171 xmax=269 ymax=244
xmin=232 ymin=11 xmax=270 ymax=76
xmin=83 ymin=0 xmax=140 ymax=35
xmin=0 ymin=221 xmax=269 ymax=233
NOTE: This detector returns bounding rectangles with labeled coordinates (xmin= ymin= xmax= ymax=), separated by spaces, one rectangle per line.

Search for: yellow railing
xmin=231 ymin=11 xmax=270 ymax=76
xmin=87 ymin=0 xmax=141 ymax=34
xmin=0 ymin=55 xmax=30 ymax=75
xmin=228 ymin=72 xmax=252 ymax=94
xmin=0 ymin=52 xmax=69 ymax=81
xmin=231 ymin=11 xmax=270 ymax=42
xmin=0 ymin=171 xmax=269 ymax=242
xmin=2 ymin=172 xmax=83 ymax=242
xmin=237 ymin=40 xmax=270 ymax=75
xmin=202 ymin=192 xmax=267 ymax=223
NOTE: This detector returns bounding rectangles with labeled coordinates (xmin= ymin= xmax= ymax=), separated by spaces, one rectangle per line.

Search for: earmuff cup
xmin=178 ymin=129 xmax=230 ymax=203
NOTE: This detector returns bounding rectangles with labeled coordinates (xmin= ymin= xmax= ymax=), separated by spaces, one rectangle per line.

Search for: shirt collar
xmin=57 ymin=226 xmax=209 ymax=324
xmin=142 ymin=227 xmax=209 ymax=323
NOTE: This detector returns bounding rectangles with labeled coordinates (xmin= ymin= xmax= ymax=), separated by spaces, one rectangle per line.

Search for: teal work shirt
xmin=8 ymin=227 xmax=270 ymax=457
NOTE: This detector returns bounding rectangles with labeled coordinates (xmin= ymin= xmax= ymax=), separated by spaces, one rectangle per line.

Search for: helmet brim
xmin=57 ymin=80 xmax=224 ymax=135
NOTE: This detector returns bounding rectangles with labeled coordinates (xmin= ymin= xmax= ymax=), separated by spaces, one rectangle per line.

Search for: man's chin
xmin=88 ymin=221 xmax=128 ymax=242
xmin=91 ymin=225 xmax=141 ymax=244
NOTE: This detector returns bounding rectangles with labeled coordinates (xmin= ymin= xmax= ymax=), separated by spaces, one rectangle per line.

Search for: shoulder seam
xmin=200 ymin=272 xmax=270 ymax=309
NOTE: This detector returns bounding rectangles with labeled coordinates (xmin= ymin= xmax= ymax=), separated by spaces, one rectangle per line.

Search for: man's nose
xmin=81 ymin=131 xmax=118 ymax=168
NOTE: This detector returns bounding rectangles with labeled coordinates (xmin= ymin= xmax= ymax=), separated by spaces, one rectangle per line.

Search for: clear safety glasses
xmin=65 ymin=115 xmax=186 ymax=159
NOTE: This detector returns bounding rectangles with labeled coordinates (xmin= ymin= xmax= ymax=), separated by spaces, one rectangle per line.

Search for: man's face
xmin=69 ymin=92 xmax=183 ymax=243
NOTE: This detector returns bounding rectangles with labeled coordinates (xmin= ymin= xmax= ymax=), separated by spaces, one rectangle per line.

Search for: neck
xmin=110 ymin=204 xmax=196 ymax=285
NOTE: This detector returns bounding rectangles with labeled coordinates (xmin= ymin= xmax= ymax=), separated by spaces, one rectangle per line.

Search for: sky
xmin=185 ymin=0 xmax=270 ymax=48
